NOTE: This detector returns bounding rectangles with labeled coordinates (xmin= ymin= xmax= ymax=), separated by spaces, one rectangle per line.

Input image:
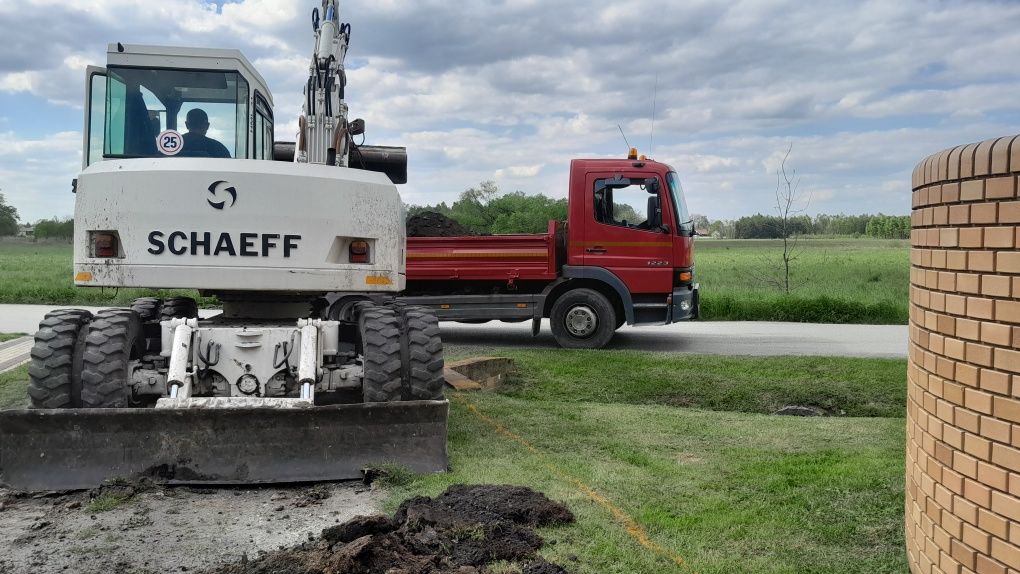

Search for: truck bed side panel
xmin=407 ymin=221 xmax=561 ymax=282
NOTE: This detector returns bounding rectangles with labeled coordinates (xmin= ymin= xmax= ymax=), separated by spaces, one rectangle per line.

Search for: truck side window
xmin=593 ymin=177 xmax=661 ymax=231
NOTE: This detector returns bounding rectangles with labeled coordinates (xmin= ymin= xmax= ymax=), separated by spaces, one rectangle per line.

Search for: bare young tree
xmin=773 ymin=144 xmax=808 ymax=294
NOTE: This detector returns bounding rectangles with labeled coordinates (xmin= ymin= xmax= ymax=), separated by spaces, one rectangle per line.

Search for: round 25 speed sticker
xmin=156 ymin=129 xmax=184 ymax=156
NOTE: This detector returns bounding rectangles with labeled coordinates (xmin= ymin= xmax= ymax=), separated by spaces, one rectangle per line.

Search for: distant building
xmin=17 ymin=224 xmax=33 ymax=238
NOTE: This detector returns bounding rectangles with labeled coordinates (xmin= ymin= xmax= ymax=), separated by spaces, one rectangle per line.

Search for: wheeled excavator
xmin=0 ymin=1 xmax=448 ymax=490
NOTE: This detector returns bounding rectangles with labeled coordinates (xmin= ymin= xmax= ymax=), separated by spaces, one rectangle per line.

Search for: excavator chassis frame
xmin=0 ymin=399 xmax=448 ymax=491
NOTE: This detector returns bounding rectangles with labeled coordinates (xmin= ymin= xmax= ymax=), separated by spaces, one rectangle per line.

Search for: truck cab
xmin=566 ymin=156 xmax=697 ymax=326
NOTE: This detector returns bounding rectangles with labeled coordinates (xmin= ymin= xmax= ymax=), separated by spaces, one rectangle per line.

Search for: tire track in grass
xmin=454 ymin=392 xmax=698 ymax=573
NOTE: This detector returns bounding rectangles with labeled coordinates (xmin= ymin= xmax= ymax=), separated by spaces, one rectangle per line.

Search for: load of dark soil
xmin=203 ymin=484 xmax=574 ymax=574
xmin=407 ymin=211 xmax=478 ymax=237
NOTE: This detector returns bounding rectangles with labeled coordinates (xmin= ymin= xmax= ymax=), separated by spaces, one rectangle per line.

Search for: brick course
xmin=909 ymin=134 xmax=1020 ymax=574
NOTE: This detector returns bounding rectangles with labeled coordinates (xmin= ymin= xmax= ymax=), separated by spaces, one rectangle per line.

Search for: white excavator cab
xmin=83 ymin=45 xmax=272 ymax=168
xmin=75 ymin=44 xmax=405 ymax=294
xmin=1 ymin=3 xmax=447 ymax=492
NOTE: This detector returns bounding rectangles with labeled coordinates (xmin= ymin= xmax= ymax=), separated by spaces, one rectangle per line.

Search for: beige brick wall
xmin=908 ymin=134 xmax=1020 ymax=574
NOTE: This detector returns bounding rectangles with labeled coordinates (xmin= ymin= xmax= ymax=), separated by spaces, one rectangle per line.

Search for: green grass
xmin=383 ymin=350 xmax=909 ymax=573
xmin=697 ymin=238 xmax=909 ymax=324
xmin=498 ymin=349 xmax=906 ymax=417
xmin=0 ymin=365 xmax=29 ymax=409
xmin=86 ymin=492 xmax=132 ymax=513
xmin=0 ymin=333 xmax=26 ymax=343
xmin=0 ymin=240 xmax=214 ymax=306
xmin=386 ymin=394 xmax=908 ymax=574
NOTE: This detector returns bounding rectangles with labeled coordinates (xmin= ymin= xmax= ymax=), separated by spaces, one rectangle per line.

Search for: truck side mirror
xmin=644 ymin=178 xmax=660 ymax=194
xmin=647 ymin=195 xmax=662 ymax=228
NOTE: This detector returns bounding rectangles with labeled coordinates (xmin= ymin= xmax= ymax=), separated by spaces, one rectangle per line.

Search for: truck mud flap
xmin=0 ymin=400 xmax=448 ymax=492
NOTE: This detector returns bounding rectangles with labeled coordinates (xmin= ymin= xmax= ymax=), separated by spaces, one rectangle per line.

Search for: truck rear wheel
xmin=358 ymin=306 xmax=403 ymax=403
xmin=550 ymin=288 xmax=617 ymax=349
xmin=27 ymin=309 xmax=93 ymax=409
xmin=80 ymin=309 xmax=145 ymax=408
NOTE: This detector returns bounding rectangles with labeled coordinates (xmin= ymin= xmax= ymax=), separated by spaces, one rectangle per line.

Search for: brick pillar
xmin=907 ymin=135 xmax=1020 ymax=574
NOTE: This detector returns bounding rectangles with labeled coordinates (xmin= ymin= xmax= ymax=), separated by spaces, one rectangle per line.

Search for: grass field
xmin=696 ymin=238 xmax=909 ymax=324
xmin=0 ymin=351 xmax=909 ymax=572
xmin=385 ymin=350 xmax=909 ymax=573
xmin=0 ymin=240 xmax=212 ymax=307
xmin=0 ymin=237 xmax=909 ymax=323
xmin=0 ymin=364 xmax=28 ymax=409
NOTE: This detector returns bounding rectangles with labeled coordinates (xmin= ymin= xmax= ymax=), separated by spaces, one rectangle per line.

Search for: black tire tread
xmin=130 ymin=297 xmax=161 ymax=322
xmin=27 ymin=309 xmax=92 ymax=409
xmin=80 ymin=309 xmax=143 ymax=408
xmin=359 ymin=306 xmax=403 ymax=403
xmin=160 ymin=297 xmax=198 ymax=320
xmin=550 ymin=288 xmax=617 ymax=350
xmin=403 ymin=306 xmax=445 ymax=400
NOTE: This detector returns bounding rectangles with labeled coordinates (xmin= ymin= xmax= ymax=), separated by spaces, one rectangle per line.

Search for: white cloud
xmin=2 ymin=0 xmax=1020 ymax=222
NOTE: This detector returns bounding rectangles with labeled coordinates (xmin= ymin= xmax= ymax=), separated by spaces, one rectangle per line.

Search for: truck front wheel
xmin=550 ymin=288 xmax=617 ymax=349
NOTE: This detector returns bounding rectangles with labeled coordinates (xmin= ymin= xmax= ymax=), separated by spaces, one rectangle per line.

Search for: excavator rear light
xmin=92 ymin=232 xmax=119 ymax=258
xmin=349 ymin=240 xmax=370 ymax=263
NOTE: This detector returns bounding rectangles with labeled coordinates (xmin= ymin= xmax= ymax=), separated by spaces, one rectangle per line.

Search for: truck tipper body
xmin=392 ymin=156 xmax=699 ymax=349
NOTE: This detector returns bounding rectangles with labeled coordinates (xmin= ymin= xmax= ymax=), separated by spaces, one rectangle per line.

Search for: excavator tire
xmin=131 ymin=297 xmax=163 ymax=352
xmin=80 ymin=309 xmax=145 ymax=408
xmin=402 ymin=306 xmax=445 ymax=400
xmin=130 ymin=297 xmax=161 ymax=322
xmin=160 ymin=297 xmax=199 ymax=320
xmin=27 ymin=309 xmax=93 ymax=409
xmin=358 ymin=306 xmax=403 ymax=403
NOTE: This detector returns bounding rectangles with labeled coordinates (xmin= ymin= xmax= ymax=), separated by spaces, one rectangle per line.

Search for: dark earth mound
xmin=203 ymin=484 xmax=574 ymax=574
xmin=407 ymin=211 xmax=478 ymax=237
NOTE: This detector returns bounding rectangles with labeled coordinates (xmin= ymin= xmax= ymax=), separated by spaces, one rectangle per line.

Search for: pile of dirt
xmin=203 ymin=484 xmax=574 ymax=574
xmin=407 ymin=211 xmax=478 ymax=237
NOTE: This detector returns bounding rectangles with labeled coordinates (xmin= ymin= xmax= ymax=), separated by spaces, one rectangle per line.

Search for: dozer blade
xmin=0 ymin=400 xmax=448 ymax=491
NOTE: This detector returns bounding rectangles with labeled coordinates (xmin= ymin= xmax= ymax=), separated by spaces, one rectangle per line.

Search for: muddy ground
xmin=0 ymin=482 xmax=381 ymax=574
xmin=204 ymin=484 xmax=573 ymax=574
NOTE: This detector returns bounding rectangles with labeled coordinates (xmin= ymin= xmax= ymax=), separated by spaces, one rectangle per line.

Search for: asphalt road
xmin=440 ymin=319 xmax=907 ymax=358
xmin=0 ymin=304 xmax=907 ymax=359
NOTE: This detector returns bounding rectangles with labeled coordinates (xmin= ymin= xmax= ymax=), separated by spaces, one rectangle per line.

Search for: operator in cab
xmin=181 ymin=108 xmax=231 ymax=158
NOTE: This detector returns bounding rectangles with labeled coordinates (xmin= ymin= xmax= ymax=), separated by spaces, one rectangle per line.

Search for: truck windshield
xmin=667 ymin=171 xmax=691 ymax=232
xmin=104 ymin=67 xmax=248 ymax=159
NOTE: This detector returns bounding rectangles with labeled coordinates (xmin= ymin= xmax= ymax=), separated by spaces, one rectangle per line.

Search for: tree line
xmin=0 ymin=193 xmax=74 ymax=239
xmin=695 ymin=213 xmax=910 ymax=239
xmin=407 ymin=181 xmax=568 ymax=235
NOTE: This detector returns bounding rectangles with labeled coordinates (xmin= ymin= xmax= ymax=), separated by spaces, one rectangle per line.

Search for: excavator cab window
xmin=103 ymin=67 xmax=249 ymax=160
xmin=252 ymin=92 xmax=274 ymax=160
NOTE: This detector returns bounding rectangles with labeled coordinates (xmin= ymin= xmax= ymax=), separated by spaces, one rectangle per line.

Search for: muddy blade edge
xmin=0 ymin=400 xmax=449 ymax=491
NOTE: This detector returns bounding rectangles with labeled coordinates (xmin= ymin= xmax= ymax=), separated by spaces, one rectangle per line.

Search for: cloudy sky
xmin=2 ymin=0 xmax=1019 ymax=223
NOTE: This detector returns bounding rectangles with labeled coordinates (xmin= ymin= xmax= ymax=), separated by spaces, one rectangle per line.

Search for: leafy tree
xmin=34 ymin=217 xmax=74 ymax=240
xmin=409 ymin=181 xmax=567 ymax=235
xmin=0 ymin=192 xmax=19 ymax=236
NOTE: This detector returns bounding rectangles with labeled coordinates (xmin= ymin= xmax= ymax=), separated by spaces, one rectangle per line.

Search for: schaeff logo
xmin=148 ymin=231 xmax=301 ymax=257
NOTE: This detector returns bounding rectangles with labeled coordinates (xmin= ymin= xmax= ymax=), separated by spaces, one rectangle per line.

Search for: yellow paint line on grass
xmin=454 ymin=393 xmax=698 ymax=573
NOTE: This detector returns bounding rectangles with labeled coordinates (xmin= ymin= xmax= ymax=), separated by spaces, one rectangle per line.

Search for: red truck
xmin=333 ymin=153 xmax=699 ymax=349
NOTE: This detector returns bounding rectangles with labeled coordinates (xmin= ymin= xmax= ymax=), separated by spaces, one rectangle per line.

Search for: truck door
xmin=581 ymin=172 xmax=674 ymax=294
